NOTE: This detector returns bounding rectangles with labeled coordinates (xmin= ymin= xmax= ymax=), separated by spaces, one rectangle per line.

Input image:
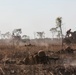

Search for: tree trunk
xmin=60 ymin=27 xmax=63 ymax=49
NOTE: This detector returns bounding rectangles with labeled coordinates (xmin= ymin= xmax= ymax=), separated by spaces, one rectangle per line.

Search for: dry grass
xmin=0 ymin=44 xmax=76 ymax=75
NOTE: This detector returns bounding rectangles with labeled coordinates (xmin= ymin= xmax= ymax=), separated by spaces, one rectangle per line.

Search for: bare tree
xmin=36 ymin=32 xmax=45 ymax=39
xmin=56 ymin=17 xmax=63 ymax=48
xmin=12 ymin=28 xmax=22 ymax=46
xmin=56 ymin=30 xmax=61 ymax=39
xmin=12 ymin=28 xmax=22 ymax=36
xmin=1 ymin=34 xmax=5 ymax=39
xmin=0 ymin=32 xmax=11 ymax=39
xmin=50 ymin=27 xmax=57 ymax=39
xmin=4 ymin=32 xmax=11 ymax=39
xmin=22 ymin=35 xmax=29 ymax=39
xmin=22 ymin=35 xmax=30 ymax=44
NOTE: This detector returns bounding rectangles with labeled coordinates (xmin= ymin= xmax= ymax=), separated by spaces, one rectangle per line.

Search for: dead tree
xmin=36 ymin=32 xmax=45 ymax=39
xmin=50 ymin=27 xmax=57 ymax=39
xmin=12 ymin=28 xmax=22 ymax=46
xmin=56 ymin=17 xmax=63 ymax=48
xmin=22 ymin=35 xmax=30 ymax=44
xmin=1 ymin=32 xmax=11 ymax=39
xmin=56 ymin=30 xmax=61 ymax=39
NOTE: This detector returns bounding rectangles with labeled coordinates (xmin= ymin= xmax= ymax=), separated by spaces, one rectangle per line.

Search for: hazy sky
xmin=0 ymin=0 xmax=76 ymax=39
